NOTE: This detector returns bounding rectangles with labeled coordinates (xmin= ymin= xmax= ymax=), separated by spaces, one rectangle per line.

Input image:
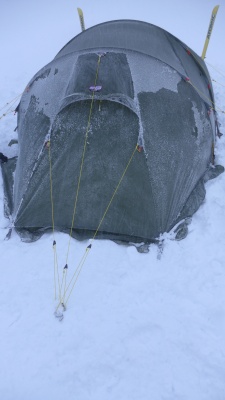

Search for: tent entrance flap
xmin=15 ymin=100 xmax=159 ymax=241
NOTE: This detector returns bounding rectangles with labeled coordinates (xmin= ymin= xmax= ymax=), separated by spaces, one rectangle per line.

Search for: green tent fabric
xmin=5 ymin=20 xmax=222 ymax=242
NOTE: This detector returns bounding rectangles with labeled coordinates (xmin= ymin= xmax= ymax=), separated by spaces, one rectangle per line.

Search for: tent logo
xmin=207 ymin=13 xmax=217 ymax=40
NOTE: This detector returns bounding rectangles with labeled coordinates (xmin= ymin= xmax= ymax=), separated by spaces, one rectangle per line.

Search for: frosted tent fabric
xmin=139 ymin=80 xmax=212 ymax=234
xmin=55 ymin=20 xmax=214 ymax=108
xmin=15 ymin=102 xmax=157 ymax=241
xmin=12 ymin=20 xmax=215 ymax=242
xmin=0 ymin=157 xmax=17 ymax=218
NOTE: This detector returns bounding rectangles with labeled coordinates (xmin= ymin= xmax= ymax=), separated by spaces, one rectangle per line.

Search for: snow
xmin=1 ymin=1 xmax=225 ymax=399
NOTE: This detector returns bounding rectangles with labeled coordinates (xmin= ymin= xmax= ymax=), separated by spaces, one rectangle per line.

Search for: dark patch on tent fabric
xmin=14 ymin=95 xmax=51 ymax=213
xmin=138 ymin=80 xmax=213 ymax=232
xmin=0 ymin=157 xmax=17 ymax=217
xmin=66 ymin=52 xmax=134 ymax=98
xmin=204 ymin=164 xmax=224 ymax=182
xmin=29 ymin=68 xmax=51 ymax=89
xmin=178 ymin=179 xmax=206 ymax=221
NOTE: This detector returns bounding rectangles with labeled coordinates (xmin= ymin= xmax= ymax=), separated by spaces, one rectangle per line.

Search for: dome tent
xmin=6 ymin=20 xmax=222 ymax=242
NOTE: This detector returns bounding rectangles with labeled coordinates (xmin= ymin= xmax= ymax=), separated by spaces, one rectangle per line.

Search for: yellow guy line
xmin=188 ymin=80 xmax=225 ymax=114
xmin=0 ymin=92 xmax=22 ymax=112
xmin=60 ymin=55 xmax=102 ymax=303
xmin=59 ymin=144 xmax=139 ymax=310
xmin=48 ymin=142 xmax=61 ymax=302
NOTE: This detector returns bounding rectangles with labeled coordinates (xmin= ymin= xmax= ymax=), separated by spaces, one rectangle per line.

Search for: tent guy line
xmin=1 ymin=61 xmax=225 ymax=121
xmin=54 ymin=144 xmax=139 ymax=318
xmin=50 ymin=55 xmax=102 ymax=303
xmin=47 ymin=42 xmax=141 ymax=313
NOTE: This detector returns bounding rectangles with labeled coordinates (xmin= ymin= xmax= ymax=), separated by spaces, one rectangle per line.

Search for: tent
xmin=2 ymin=20 xmax=223 ymax=243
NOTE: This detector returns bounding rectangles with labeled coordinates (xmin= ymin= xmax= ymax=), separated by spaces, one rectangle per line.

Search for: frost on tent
xmin=1 ymin=19 xmax=222 ymax=244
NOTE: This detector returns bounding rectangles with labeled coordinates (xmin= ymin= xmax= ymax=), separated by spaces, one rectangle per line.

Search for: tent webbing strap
xmin=56 ymin=143 xmax=139 ymax=312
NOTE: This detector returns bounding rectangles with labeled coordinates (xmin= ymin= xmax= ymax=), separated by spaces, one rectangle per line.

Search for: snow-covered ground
xmin=1 ymin=1 xmax=225 ymax=399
